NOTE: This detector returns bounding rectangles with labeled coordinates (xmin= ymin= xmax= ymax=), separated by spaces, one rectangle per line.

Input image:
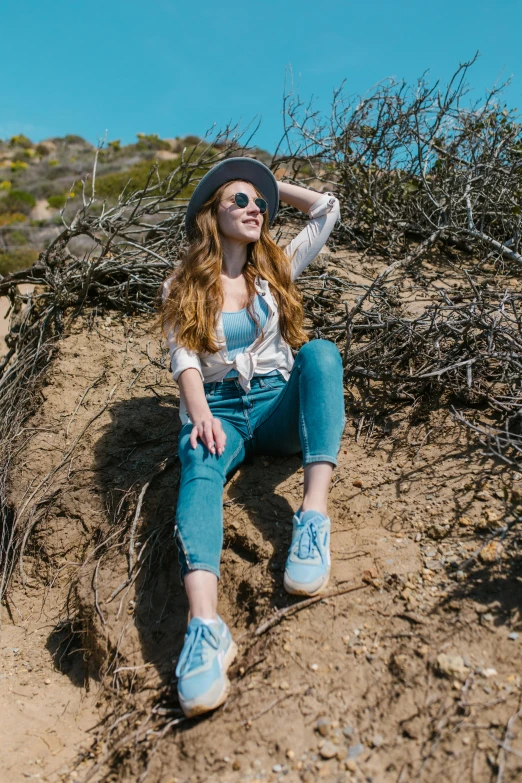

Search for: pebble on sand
xmin=319 ymin=741 xmax=338 ymax=759
xmin=316 ymin=717 xmax=331 ymax=737
xmin=435 ymin=653 xmax=470 ymax=681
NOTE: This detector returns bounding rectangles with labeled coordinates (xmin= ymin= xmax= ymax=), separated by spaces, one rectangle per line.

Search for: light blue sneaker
xmin=175 ymin=615 xmax=238 ymax=717
xmin=283 ymin=509 xmax=331 ymax=596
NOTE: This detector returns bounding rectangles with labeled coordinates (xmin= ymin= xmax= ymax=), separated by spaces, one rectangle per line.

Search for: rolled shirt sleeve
xmin=162 ymin=279 xmax=204 ymax=382
xmin=284 ymin=191 xmax=340 ymax=281
xmin=167 ymin=333 xmax=204 ymax=382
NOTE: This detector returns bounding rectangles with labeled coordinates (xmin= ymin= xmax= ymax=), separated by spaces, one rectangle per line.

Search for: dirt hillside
xmin=2 ymin=248 xmax=522 ymax=783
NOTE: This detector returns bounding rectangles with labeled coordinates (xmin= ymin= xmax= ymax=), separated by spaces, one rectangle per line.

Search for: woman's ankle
xmin=184 ymin=569 xmax=218 ymax=620
xmin=301 ymin=502 xmax=328 ymax=516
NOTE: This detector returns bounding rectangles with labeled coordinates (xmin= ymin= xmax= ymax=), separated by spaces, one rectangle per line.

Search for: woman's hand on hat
xmin=190 ymin=414 xmax=226 ymax=457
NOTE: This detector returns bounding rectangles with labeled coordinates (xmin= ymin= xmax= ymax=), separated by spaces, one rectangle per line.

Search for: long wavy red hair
xmin=159 ymin=180 xmax=308 ymax=354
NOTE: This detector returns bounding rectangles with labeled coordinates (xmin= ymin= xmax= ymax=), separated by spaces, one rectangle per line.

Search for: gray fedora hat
xmin=184 ymin=156 xmax=279 ymax=237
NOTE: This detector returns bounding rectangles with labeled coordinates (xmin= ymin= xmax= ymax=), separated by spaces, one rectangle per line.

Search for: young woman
xmin=160 ymin=157 xmax=345 ymax=717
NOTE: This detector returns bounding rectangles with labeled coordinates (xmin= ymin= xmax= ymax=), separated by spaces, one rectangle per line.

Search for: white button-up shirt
xmin=163 ymin=191 xmax=340 ymax=424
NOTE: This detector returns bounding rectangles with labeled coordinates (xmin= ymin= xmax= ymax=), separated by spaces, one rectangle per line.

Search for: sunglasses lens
xmin=255 ymin=198 xmax=267 ymax=214
xmin=234 ymin=193 xmax=249 ymax=208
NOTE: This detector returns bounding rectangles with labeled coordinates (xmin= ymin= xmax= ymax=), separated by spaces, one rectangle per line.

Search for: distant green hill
xmin=0 ymin=133 xmax=272 ymax=276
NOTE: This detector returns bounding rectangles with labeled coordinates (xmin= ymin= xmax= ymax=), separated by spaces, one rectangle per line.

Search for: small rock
xmin=232 ymin=760 xmax=241 ymax=771
xmin=458 ymin=515 xmax=474 ymax=527
xmin=345 ymin=759 xmax=357 ymax=772
xmin=319 ymin=741 xmax=338 ymax=759
xmin=435 ymin=653 xmax=470 ymax=681
xmin=310 ymin=663 xmax=319 ymax=671
xmin=415 ymin=532 xmax=422 ymax=542
xmin=371 ymin=734 xmax=384 ymax=748
xmin=279 ymin=680 xmax=290 ymax=690
xmin=347 ymin=742 xmax=364 ymax=759
xmin=422 ymin=547 xmax=437 ymax=558
xmin=475 ymin=490 xmax=492 ymax=501
xmin=477 ymin=513 xmax=504 ymax=532
xmin=342 ymin=725 xmax=355 ymax=738
xmin=424 ymin=558 xmax=443 ymax=571
xmin=480 ymin=668 xmax=498 ymax=678
xmin=479 ymin=541 xmax=503 ymax=563
xmin=272 ymin=763 xmax=283 ymax=773
xmin=352 ymin=479 xmax=363 ymax=488
xmin=44 ymin=678 xmax=51 ymax=685
xmin=427 ymin=524 xmax=450 ymax=540
xmin=286 ymin=749 xmax=295 ymax=760
xmin=508 ymin=632 xmax=519 ymax=641
xmin=485 ymin=509 xmax=503 ymax=524
xmin=316 ymin=717 xmax=331 ymax=737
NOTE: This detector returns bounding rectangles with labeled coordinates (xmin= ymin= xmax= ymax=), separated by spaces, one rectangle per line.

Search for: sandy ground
xmin=1 ymin=286 xmax=34 ymax=356
xmin=1 ymin=295 xmax=11 ymax=353
xmin=0 ymin=599 xmax=98 ymax=782
xmin=1 ymin=251 xmax=522 ymax=782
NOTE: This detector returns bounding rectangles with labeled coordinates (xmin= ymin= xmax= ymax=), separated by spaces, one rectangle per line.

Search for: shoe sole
xmin=283 ymin=572 xmax=330 ymax=597
xmin=178 ymin=640 xmax=238 ymax=718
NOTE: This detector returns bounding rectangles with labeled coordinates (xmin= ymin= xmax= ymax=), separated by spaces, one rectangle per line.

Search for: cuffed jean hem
xmin=174 ymin=525 xmax=221 ymax=584
xmin=303 ymin=453 xmax=339 ymax=468
xmin=176 ymin=545 xmax=221 ymax=584
xmin=180 ymin=562 xmax=221 ymax=583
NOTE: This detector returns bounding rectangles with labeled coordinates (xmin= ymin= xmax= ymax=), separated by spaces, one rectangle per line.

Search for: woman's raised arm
xmin=277 ymin=182 xmax=340 ymax=281
xmin=277 ymin=181 xmax=325 ymax=214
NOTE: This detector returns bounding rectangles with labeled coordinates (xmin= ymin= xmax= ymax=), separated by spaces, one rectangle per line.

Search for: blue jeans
xmin=174 ymin=339 xmax=345 ymax=581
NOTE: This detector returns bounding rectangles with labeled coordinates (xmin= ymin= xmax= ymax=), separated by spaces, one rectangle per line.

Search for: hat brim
xmin=184 ymin=156 xmax=279 ymax=236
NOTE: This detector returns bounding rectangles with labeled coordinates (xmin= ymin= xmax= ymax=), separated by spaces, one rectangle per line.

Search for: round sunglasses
xmin=229 ymin=192 xmax=268 ymax=214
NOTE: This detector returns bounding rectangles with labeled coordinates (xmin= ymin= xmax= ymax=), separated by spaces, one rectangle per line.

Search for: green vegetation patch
xmin=95 ymin=157 xmax=182 ymax=200
xmin=9 ymin=134 xmax=32 ymax=149
xmin=136 ymin=133 xmax=171 ymax=151
xmin=93 ymin=145 xmax=218 ymax=201
xmin=8 ymin=229 xmax=27 ymax=246
xmin=0 ymin=248 xmax=38 ymax=276
xmin=0 ymin=190 xmax=36 ymax=216
xmin=10 ymin=160 xmax=29 ymax=172
xmin=47 ymin=194 xmax=67 ymax=209
xmin=0 ymin=212 xmax=26 ymax=227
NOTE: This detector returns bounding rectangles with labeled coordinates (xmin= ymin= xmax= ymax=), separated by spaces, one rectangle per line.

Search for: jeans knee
xmin=178 ymin=434 xmax=227 ymax=480
xmin=297 ymin=339 xmax=342 ymax=374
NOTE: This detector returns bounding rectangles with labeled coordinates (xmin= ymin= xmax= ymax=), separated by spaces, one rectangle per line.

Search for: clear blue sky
xmin=3 ymin=0 xmax=522 ymax=153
